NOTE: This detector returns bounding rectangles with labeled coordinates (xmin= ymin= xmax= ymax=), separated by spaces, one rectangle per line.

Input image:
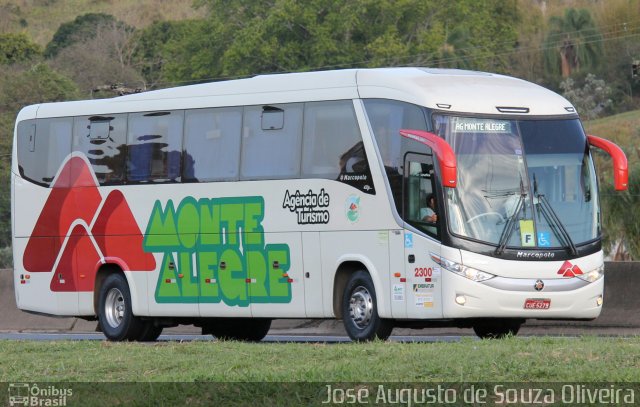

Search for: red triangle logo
xmin=92 ymin=190 xmax=156 ymax=271
xmin=24 ymin=157 xmax=102 ymax=272
xmin=50 ymin=225 xmax=102 ymax=292
xmin=557 ymin=261 xmax=584 ymax=278
xmin=571 ymin=264 xmax=583 ymax=275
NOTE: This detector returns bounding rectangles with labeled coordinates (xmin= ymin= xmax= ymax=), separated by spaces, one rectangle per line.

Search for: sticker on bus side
xmin=23 ymin=154 xmax=156 ymax=293
xmin=345 ymin=195 xmax=361 ymax=223
xmin=393 ymin=284 xmax=405 ymax=301
xmin=282 ymin=189 xmax=330 ymax=225
xmin=144 ymin=196 xmax=293 ymax=306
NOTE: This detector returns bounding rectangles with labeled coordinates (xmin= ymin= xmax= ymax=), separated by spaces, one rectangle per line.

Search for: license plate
xmin=524 ymin=298 xmax=551 ymax=310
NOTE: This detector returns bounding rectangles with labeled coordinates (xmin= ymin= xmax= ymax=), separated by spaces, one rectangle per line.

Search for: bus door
xmin=403 ymin=152 xmax=443 ymax=319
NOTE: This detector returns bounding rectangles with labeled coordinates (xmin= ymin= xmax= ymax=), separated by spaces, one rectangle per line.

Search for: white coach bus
xmin=12 ymin=68 xmax=628 ymax=341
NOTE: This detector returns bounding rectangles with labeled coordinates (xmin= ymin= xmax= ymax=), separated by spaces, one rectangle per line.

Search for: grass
xmin=1 ymin=336 xmax=639 ymax=382
xmin=584 ymin=110 xmax=640 ymax=152
xmin=3 ymin=336 xmax=639 ymax=405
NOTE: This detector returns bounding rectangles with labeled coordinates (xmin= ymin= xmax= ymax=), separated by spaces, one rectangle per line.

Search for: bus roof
xmin=20 ymin=67 xmax=575 ymax=121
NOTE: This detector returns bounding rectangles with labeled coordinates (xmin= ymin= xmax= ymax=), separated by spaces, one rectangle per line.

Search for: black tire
xmin=342 ymin=270 xmax=393 ymax=342
xmin=209 ymin=318 xmax=272 ymax=342
xmin=98 ymin=273 xmax=145 ymax=341
xmin=137 ymin=321 xmax=163 ymax=342
xmin=473 ymin=319 xmax=522 ymax=339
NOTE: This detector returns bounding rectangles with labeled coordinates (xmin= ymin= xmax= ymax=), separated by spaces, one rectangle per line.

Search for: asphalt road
xmin=0 ymin=332 xmax=470 ymax=343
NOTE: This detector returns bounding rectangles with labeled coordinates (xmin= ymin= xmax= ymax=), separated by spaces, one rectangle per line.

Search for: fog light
xmin=455 ymin=295 xmax=466 ymax=305
xmin=596 ymin=295 xmax=603 ymax=306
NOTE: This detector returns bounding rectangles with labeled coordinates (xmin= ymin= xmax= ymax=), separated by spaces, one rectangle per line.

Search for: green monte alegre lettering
xmin=143 ymin=196 xmax=291 ymax=306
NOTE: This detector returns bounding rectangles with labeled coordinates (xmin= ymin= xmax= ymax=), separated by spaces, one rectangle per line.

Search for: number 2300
xmin=414 ymin=267 xmax=433 ymax=277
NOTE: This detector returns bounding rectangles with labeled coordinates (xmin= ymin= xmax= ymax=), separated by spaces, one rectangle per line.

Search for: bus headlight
xmin=432 ymin=254 xmax=495 ymax=282
xmin=576 ymin=265 xmax=604 ymax=283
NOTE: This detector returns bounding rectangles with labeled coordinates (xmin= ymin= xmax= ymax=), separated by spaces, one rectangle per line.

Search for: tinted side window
xmin=364 ymin=100 xmax=429 ymax=214
xmin=16 ymin=119 xmax=36 ymax=182
xmin=302 ymin=101 xmax=364 ymax=179
xmin=240 ymin=104 xmax=303 ymax=179
xmin=73 ymin=115 xmax=127 ymax=185
xmin=127 ymin=111 xmax=184 ymax=183
xmin=17 ymin=118 xmax=72 ymax=187
xmin=183 ymin=107 xmax=242 ymax=182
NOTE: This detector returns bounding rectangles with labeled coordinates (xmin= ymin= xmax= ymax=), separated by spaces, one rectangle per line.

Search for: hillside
xmin=584 ymin=109 xmax=640 ymax=153
xmin=0 ymin=0 xmax=204 ymax=45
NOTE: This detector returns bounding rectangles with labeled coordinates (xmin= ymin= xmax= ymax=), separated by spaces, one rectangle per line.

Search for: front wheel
xmin=342 ymin=271 xmax=393 ymax=341
xmin=473 ymin=319 xmax=522 ymax=339
xmin=98 ymin=273 xmax=145 ymax=341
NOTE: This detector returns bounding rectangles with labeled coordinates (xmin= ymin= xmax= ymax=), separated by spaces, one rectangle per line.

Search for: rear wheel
xmin=208 ymin=318 xmax=272 ymax=342
xmin=98 ymin=273 xmax=145 ymax=341
xmin=342 ymin=270 xmax=393 ymax=341
xmin=473 ymin=319 xmax=522 ymax=339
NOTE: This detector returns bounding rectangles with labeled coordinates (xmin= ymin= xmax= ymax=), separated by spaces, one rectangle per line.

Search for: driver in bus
xmin=420 ymin=193 xmax=438 ymax=223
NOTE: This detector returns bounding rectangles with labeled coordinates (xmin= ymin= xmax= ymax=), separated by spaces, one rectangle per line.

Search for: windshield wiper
xmin=495 ymin=194 xmax=524 ymax=255
xmin=535 ymin=194 xmax=578 ymax=256
xmin=495 ymin=177 xmax=526 ymax=255
xmin=532 ymin=174 xmax=577 ymax=256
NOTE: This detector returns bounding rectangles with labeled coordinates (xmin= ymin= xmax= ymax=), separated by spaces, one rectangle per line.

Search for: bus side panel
xmin=388 ymin=230 xmax=407 ymax=319
xmin=320 ymin=231 xmax=392 ymax=319
xmin=251 ymin=232 xmax=306 ymax=318
xmin=146 ymin=250 xmax=202 ymax=318
xmin=13 ymin=237 xmax=79 ymax=315
xmin=302 ymin=231 xmax=325 ymax=317
xmin=13 ymin=175 xmax=81 ymax=315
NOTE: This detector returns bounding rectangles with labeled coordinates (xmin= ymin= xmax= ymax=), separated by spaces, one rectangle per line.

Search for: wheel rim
xmin=349 ymin=286 xmax=373 ymax=329
xmin=104 ymin=288 xmax=125 ymax=329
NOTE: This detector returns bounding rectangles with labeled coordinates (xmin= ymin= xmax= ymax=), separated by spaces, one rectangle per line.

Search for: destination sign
xmin=452 ymin=118 xmax=512 ymax=134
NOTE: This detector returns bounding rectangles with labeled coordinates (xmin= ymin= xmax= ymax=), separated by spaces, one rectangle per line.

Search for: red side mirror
xmin=399 ymin=129 xmax=457 ymax=188
xmin=587 ymin=135 xmax=628 ymax=191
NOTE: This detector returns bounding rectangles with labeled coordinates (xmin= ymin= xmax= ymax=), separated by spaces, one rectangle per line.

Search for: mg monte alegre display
xmin=11 ymin=68 xmax=627 ymax=341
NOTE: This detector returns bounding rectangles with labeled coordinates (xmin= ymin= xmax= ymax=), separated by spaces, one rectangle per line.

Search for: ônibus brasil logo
xmin=8 ymin=383 xmax=72 ymax=407
xmin=23 ymin=155 xmax=155 ymax=292
xmin=557 ymin=261 xmax=584 ymax=278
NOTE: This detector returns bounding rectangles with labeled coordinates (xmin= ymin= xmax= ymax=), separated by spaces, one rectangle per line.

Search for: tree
xmin=133 ymin=20 xmax=193 ymax=88
xmin=543 ymin=8 xmax=603 ymax=78
xmin=134 ymin=19 xmax=216 ymax=86
xmin=44 ymin=13 xmax=120 ymax=58
xmin=592 ymin=0 xmax=640 ymax=112
xmin=0 ymin=114 xmax=13 ymax=250
xmin=0 ymin=33 xmax=42 ymax=65
xmin=51 ymin=21 xmax=144 ymax=95
xmin=0 ymin=63 xmax=80 ymax=115
xmin=175 ymin=0 xmax=520 ymax=80
xmin=560 ymin=74 xmax=612 ymax=119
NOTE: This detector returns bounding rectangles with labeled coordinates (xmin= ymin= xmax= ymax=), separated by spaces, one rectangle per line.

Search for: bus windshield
xmin=433 ymin=115 xmax=600 ymax=249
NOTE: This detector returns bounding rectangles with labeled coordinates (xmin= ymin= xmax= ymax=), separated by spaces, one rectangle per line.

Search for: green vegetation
xmin=1 ymin=336 xmax=639 ymax=382
xmin=44 ymin=12 xmax=122 ymax=58
xmin=585 ymin=110 xmax=640 ymax=260
xmin=0 ymin=32 xmax=41 ymax=64
xmin=0 ymin=0 xmax=204 ymax=46
xmin=544 ymin=8 xmax=603 ymax=79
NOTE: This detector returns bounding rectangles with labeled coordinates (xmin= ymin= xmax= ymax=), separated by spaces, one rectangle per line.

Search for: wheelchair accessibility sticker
xmin=404 ymin=233 xmax=413 ymax=248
